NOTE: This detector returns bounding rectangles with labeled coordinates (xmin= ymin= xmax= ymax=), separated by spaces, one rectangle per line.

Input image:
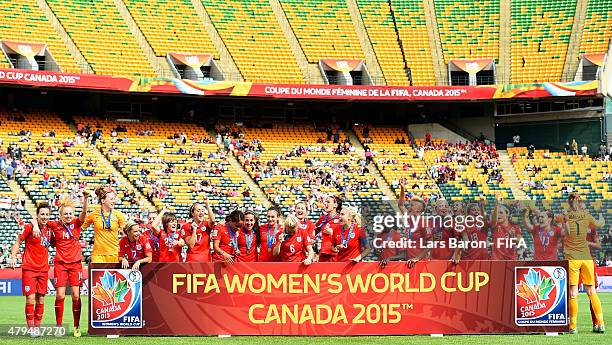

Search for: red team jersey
xmin=142 ymin=228 xmax=161 ymax=262
xmin=19 ymin=222 xmax=53 ymax=272
xmin=333 ymin=224 xmax=367 ymax=262
xmin=275 ymin=229 xmax=313 ymax=262
xmin=405 ymin=218 xmax=430 ymax=259
xmin=258 ymin=223 xmax=282 ymax=262
xmin=377 ymin=230 xmax=402 ymax=260
xmin=531 ymin=225 xmax=562 ymax=260
xmin=236 ymin=227 xmax=258 ymax=262
xmin=48 ymin=219 xmax=83 ymax=263
xmin=298 ymin=219 xmax=316 ymax=239
xmin=462 ymin=224 xmax=489 ymax=260
xmin=315 ymin=213 xmax=341 ymax=256
xmin=426 ymin=222 xmax=455 ymax=260
xmin=183 ymin=221 xmax=212 ymax=262
xmin=492 ymin=222 xmax=521 ymax=260
xmin=119 ymin=236 xmax=152 ymax=262
xmin=211 ymin=224 xmax=240 ymax=261
xmin=158 ymin=229 xmax=185 ymax=262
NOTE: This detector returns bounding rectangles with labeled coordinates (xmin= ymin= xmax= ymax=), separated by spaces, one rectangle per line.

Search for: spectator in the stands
xmin=425 ymin=131 xmax=431 ymax=144
xmin=581 ymin=144 xmax=588 ymax=158
xmin=571 ymin=139 xmax=578 ymax=155
xmin=564 ymin=141 xmax=571 ymax=154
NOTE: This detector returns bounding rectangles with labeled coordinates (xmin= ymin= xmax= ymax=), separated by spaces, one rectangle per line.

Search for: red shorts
xmin=22 ymin=270 xmax=48 ymax=296
xmin=54 ymin=261 xmax=83 ymax=288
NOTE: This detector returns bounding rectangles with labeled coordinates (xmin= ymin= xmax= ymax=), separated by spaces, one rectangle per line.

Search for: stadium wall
xmin=495 ymin=117 xmax=604 ymax=152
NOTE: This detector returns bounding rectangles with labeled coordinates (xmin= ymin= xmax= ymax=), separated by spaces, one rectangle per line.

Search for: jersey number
xmin=290 ymin=244 xmax=295 ymax=253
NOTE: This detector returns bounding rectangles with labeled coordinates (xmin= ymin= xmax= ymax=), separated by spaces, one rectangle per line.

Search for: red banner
xmin=0 ymin=68 xmax=600 ymax=100
xmin=88 ymin=261 xmax=568 ymax=336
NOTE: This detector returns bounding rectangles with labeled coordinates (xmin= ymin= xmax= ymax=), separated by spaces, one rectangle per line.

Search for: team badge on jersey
xmin=515 ymin=266 xmax=568 ymax=326
xmin=297 ymin=236 xmax=302 ymax=242
xmin=91 ymin=269 xmax=143 ymax=328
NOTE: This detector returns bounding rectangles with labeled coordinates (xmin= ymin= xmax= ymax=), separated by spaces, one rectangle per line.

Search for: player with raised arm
xmin=333 ymin=206 xmax=370 ymax=262
xmin=212 ymin=210 xmax=245 ymax=264
xmin=142 ymin=210 xmax=161 ymax=262
xmin=149 ymin=209 xmax=186 ymax=262
xmin=490 ymin=200 xmax=522 ymax=260
xmin=457 ymin=200 xmax=490 ymax=260
xmin=521 ymin=205 xmax=563 ymax=260
xmin=382 ymin=178 xmax=429 ymax=268
xmin=10 ymin=203 xmax=52 ymax=336
xmin=183 ymin=197 xmax=216 ymax=262
xmin=258 ymin=206 xmax=283 ymax=262
xmin=561 ymin=193 xmax=606 ymax=334
xmin=47 ymin=193 xmax=89 ymax=337
xmin=119 ymin=222 xmax=153 ymax=271
xmin=273 ymin=214 xmax=315 ymax=264
xmin=295 ymin=201 xmax=316 ymax=239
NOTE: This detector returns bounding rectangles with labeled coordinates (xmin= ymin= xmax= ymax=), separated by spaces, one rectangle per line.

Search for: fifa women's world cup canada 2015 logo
xmin=515 ymin=266 xmax=568 ymax=326
xmin=91 ymin=270 xmax=143 ymax=328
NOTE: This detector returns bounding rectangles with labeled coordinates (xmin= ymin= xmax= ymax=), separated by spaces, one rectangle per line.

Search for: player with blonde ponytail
xmin=47 ymin=191 xmax=89 ymax=337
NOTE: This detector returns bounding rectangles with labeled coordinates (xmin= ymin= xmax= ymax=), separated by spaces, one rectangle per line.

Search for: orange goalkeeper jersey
xmin=82 ymin=207 xmax=127 ymax=257
xmin=563 ymin=210 xmax=595 ymax=260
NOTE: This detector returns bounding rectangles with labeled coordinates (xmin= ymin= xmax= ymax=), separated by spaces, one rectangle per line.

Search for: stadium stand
xmin=223 ymin=123 xmax=384 ymax=218
xmin=433 ymin=0 xmax=499 ymax=63
xmin=356 ymin=0 xmax=411 ymax=86
xmin=0 ymin=0 xmax=79 ymax=72
xmin=580 ymin=0 xmax=612 ymax=54
xmin=508 ymin=146 xmax=611 ymax=201
xmin=278 ymin=0 xmax=365 ymax=63
xmin=0 ymin=179 xmax=32 ymax=256
xmin=123 ymin=0 xmax=219 ymax=59
xmin=74 ymin=117 xmax=263 ymax=219
xmin=510 ymin=0 xmax=577 ymax=83
xmin=390 ymin=0 xmax=436 ymax=85
xmin=0 ymin=111 xmax=144 ymax=258
xmin=353 ymin=124 xmax=440 ymax=201
xmin=46 ymin=0 xmax=156 ymax=77
xmin=418 ymin=139 xmax=514 ymax=200
xmin=202 ymin=0 xmax=305 ymax=83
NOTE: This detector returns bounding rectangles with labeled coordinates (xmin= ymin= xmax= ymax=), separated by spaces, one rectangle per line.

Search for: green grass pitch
xmin=0 ymin=294 xmax=610 ymax=344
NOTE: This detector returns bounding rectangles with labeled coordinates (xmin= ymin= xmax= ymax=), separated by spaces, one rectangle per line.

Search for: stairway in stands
xmin=206 ymin=128 xmax=271 ymax=209
xmin=6 ymin=180 xmax=37 ymax=219
xmin=498 ymin=0 xmax=512 ymax=84
xmin=346 ymin=129 xmax=396 ymax=203
xmin=345 ymin=0 xmax=386 ymax=85
xmin=498 ymin=150 xmax=528 ymax=200
xmin=562 ymin=0 xmax=589 ymax=81
xmin=423 ymin=0 xmax=447 ymax=85
xmin=189 ymin=0 xmax=243 ymax=81
xmin=112 ymin=0 xmax=172 ymax=77
xmin=269 ymin=0 xmax=321 ymax=84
